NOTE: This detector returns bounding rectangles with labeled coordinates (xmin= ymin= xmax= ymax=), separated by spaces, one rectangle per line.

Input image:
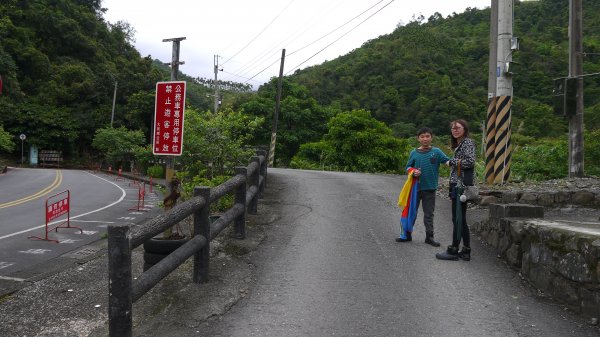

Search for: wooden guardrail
xmin=107 ymin=150 xmax=267 ymax=337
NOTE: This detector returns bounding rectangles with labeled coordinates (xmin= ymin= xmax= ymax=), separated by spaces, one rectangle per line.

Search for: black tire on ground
xmin=143 ymin=237 xmax=188 ymax=254
xmin=143 ymin=251 xmax=167 ymax=265
xmin=143 ymin=262 xmax=154 ymax=272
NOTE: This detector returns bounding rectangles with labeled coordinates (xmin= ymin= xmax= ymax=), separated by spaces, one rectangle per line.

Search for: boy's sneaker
xmin=424 ymin=233 xmax=440 ymax=247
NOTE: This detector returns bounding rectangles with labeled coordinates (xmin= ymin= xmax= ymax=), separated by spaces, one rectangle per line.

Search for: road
xmin=199 ymin=168 xmax=598 ymax=337
xmin=0 ymin=167 xmax=161 ymax=282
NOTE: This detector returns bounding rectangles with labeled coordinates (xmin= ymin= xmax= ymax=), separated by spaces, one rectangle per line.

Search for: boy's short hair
xmin=417 ymin=127 xmax=433 ymax=136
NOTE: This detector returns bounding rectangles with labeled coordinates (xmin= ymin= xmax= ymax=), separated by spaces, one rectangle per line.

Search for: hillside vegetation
xmin=1 ymin=0 xmax=599 ymax=180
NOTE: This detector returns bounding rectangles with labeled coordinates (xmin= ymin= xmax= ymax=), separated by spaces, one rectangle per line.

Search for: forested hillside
xmin=285 ymin=0 xmax=600 ymax=138
xmin=1 ymin=0 xmax=599 ymax=178
xmin=0 ymin=0 xmax=217 ymax=163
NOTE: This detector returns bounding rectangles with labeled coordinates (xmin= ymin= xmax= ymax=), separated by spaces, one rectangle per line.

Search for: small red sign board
xmin=153 ymin=81 xmax=186 ymax=156
xmin=47 ymin=193 xmax=69 ymax=222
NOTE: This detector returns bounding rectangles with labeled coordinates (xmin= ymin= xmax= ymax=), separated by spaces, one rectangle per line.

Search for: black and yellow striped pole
xmin=485 ymin=0 xmax=498 ymax=185
xmin=268 ymin=132 xmax=277 ymax=167
xmin=485 ymin=96 xmax=497 ymax=184
xmin=493 ymin=96 xmax=512 ymax=184
xmin=492 ymin=0 xmax=514 ymax=184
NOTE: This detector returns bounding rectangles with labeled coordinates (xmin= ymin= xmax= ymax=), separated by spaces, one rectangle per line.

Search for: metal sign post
xmin=19 ymin=133 xmax=25 ymax=166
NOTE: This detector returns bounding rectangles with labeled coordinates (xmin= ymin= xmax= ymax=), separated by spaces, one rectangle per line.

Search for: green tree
xmin=179 ymin=107 xmax=264 ymax=181
xmin=292 ymin=109 xmax=410 ymax=173
xmin=91 ymin=127 xmax=146 ymax=169
xmin=241 ymin=79 xmax=336 ymax=166
xmin=0 ymin=125 xmax=14 ymax=152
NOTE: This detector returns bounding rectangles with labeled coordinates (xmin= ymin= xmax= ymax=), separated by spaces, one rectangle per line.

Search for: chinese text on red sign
xmin=153 ymin=81 xmax=186 ymax=155
xmin=46 ymin=196 xmax=69 ymax=222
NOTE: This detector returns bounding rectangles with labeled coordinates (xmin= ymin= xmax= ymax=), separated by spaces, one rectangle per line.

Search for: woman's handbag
xmin=457 ymin=161 xmax=479 ymax=201
xmin=463 ymin=185 xmax=479 ymax=201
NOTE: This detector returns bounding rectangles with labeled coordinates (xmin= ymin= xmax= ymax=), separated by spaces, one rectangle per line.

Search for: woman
xmin=436 ymin=119 xmax=476 ymax=261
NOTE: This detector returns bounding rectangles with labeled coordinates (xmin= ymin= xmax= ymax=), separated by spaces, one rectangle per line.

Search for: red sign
xmin=153 ymin=81 xmax=186 ymax=155
xmin=47 ymin=194 xmax=69 ymax=222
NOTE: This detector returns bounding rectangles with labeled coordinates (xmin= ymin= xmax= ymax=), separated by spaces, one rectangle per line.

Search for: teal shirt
xmin=405 ymin=147 xmax=450 ymax=191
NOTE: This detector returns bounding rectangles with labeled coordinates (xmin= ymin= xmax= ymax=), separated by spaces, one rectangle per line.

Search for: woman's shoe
xmin=458 ymin=247 xmax=471 ymax=261
xmin=435 ymin=245 xmax=459 ymax=260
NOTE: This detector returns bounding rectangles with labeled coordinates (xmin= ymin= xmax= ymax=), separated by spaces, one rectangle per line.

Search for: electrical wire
xmin=227 ymin=0 xmax=346 ymax=78
xmin=285 ymin=0 xmax=395 ymax=75
xmin=224 ymin=0 xmax=396 ymax=86
xmin=287 ymin=0 xmax=388 ymax=58
xmin=221 ymin=0 xmax=295 ymax=66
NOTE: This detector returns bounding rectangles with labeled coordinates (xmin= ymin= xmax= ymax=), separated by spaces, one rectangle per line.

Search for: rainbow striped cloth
xmin=397 ymin=168 xmax=419 ymax=240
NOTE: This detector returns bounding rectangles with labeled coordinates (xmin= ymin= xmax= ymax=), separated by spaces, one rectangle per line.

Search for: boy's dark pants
xmin=417 ymin=190 xmax=436 ymax=236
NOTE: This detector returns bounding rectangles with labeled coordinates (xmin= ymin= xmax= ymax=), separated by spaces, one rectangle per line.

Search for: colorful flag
xmin=398 ymin=168 xmax=419 ymax=240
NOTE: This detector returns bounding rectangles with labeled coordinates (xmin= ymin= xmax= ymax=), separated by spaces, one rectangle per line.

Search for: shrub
xmin=510 ymin=138 xmax=568 ymax=181
xmin=146 ymin=165 xmax=164 ymax=179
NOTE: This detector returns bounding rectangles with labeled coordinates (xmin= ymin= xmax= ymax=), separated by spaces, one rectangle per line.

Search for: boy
xmin=396 ymin=127 xmax=449 ymax=246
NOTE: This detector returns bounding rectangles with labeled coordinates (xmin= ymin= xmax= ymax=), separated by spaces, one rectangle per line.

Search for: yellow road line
xmin=0 ymin=170 xmax=62 ymax=209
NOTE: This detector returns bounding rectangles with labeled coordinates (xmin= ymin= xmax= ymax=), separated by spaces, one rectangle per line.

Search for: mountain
xmin=285 ymin=0 xmax=600 ymax=137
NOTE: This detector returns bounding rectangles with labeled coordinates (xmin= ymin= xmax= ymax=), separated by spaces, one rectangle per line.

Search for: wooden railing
xmin=107 ymin=150 xmax=267 ymax=337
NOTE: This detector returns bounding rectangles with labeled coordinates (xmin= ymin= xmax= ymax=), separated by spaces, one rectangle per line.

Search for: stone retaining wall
xmin=472 ymin=204 xmax=600 ymax=320
xmin=480 ymin=189 xmax=600 ymax=208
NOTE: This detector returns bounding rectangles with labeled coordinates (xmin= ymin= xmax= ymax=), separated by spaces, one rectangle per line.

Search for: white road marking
xmin=0 ymin=172 xmax=127 ymax=241
xmin=0 ymin=262 xmax=16 ymax=270
xmin=0 ymin=275 xmax=26 ymax=282
xmin=18 ymin=249 xmax=52 ymax=254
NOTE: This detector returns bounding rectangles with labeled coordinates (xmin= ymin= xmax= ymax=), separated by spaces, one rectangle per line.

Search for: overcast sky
xmin=101 ymin=0 xmax=491 ymax=88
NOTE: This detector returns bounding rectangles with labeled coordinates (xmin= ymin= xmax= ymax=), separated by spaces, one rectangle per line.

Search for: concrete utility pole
xmin=485 ymin=0 xmax=499 ymax=185
xmin=268 ymin=49 xmax=286 ymax=168
xmin=162 ymin=37 xmax=186 ymax=188
xmin=214 ymin=55 xmax=222 ymax=113
xmin=493 ymin=0 xmax=514 ymax=184
xmin=568 ymin=0 xmax=584 ymax=177
xmin=110 ymin=80 xmax=117 ymax=127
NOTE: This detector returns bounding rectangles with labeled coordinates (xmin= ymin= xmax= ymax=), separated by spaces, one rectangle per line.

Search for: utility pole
xmin=110 ymin=80 xmax=117 ymax=127
xmin=485 ymin=0 xmax=499 ymax=185
xmin=493 ymin=0 xmax=514 ymax=184
xmin=162 ymin=37 xmax=186 ymax=190
xmin=213 ymin=55 xmax=222 ymax=113
xmin=268 ymin=49 xmax=286 ymax=167
xmin=568 ymin=0 xmax=584 ymax=177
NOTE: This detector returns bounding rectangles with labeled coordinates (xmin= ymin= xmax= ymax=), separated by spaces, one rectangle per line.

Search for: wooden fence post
xmin=234 ymin=167 xmax=247 ymax=239
xmin=257 ymin=149 xmax=267 ymax=193
xmin=249 ymin=156 xmax=259 ymax=214
xmin=108 ymin=224 xmax=132 ymax=337
xmin=193 ymin=187 xmax=211 ymax=283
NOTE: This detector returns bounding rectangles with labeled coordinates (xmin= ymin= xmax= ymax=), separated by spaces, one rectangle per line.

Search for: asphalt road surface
xmin=0 ymin=167 xmax=160 ymax=282
xmin=200 ymin=168 xmax=599 ymax=337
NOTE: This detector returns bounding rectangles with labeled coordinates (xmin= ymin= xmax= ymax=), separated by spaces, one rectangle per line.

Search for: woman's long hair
xmin=450 ymin=119 xmax=470 ymax=149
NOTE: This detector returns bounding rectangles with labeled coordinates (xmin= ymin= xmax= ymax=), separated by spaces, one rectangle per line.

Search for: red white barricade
xmin=129 ymin=183 xmax=148 ymax=212
xmin=29 ymin=190 xmax=82 ymax=243
xmin=115 ymin=167 xmax=124 ymax=181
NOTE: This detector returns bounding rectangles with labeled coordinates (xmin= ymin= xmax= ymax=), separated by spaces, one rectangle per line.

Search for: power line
xmin=225 ymin=0 xmax=346 ymax=80
xmin=222 ymin=0 xmax=396 ymax=87
xmin=287 ymin=0 xmax=388 ymax=58
xmin=286 ymin=0 xmax=395 ymax=75
xmin=221 ymin=0 xmax=295 ymax=66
